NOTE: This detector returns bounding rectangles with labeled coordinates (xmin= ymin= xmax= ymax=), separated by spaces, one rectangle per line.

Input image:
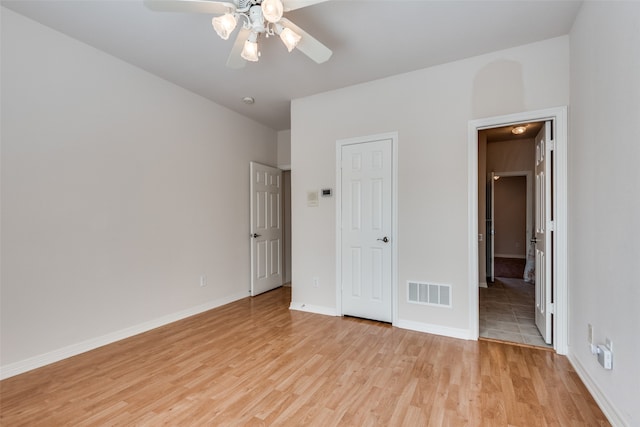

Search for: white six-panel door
xmin=534 ymin=122 xmax=553 ymax=344
xmin=340 ymin=138 xmax=393 ymax=322
xmin=250 ymin=162 xmax=283 ymax=296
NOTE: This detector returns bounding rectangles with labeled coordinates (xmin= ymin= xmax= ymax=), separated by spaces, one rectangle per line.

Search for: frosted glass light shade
xmin=212 ymin=14 xmax=237 ymax=40
xmin=261 ymin=0 xmax=283 ymax=23
xmin=241 ymin=40 xmax=259 ymax=62
xmin=280 ymin=27 xmax=301 ymax=52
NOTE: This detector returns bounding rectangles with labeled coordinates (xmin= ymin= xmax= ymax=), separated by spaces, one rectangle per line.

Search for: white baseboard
xmin=495 ymin=253 xmax=526 ymax=259
xmin=567 ymin=350 xmax=628 ymax=427
xmin=0 ymin=291 xmax=248 ymax=380
xmin=289 ymin=301 xmax=337 ymax=317
xmin=394 ymin=319 xmax=472 ymax=340
xmin=479 ymin=281 xmax=488 ymax=288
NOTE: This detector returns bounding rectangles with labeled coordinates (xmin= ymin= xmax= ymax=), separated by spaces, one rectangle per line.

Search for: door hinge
xmin=549 ymin=139 xmax=556 ymax=152
xmin=548 ymin=220 xmax=555 ymax=231
xmin=547 ymin=302 xmax=555 ymax=314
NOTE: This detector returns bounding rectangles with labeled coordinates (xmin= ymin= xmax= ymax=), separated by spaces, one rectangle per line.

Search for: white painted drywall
xmin=0 ymin=8 xmax=277 ymax=371
xmin=569 ymin=2 xmax=640 ymax=425
xmin=277 ymin=129 xmax=291 ymax=169
xmin=290 ymin=36 xmax=569 ymax=333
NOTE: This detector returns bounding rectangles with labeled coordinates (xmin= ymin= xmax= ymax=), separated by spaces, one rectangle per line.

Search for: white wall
xmin=290 ymin=37 xmax=569 ymax=335
xmin=568 ymin=2 xmax=640 ymax=425
xmin=277 ymin=129 xmax=291 ymax=169
xmin=0 ymin=8 xmax=277 ymax=374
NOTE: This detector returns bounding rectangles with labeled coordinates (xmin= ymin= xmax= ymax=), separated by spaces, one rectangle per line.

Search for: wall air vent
xmin=407 ymin=281 xmax=452 ymax=308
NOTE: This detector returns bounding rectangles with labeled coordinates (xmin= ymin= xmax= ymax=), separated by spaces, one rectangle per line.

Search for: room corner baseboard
xmin=394 ymin=319 xmax=472 ymax=340
xmin=289 ymin=301 xmax=337 ymax=317
xmin=0 ymin=291 xmax=248 ymax=380
xmin=479 ymin=281 xmax=488 ymax=288
xmin=567 ymin=350 xmax=629 ymax=427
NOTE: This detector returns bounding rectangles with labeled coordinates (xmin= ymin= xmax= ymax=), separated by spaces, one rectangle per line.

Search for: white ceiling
xmin=2 ymin=0 xmax=582 ymax=130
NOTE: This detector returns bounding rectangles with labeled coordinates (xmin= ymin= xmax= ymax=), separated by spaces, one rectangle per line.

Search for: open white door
xmin=340 ymin=138 xmax=393 ymax=322
xmin=534 ymin=122 xmax=553 ymax=344
xmin=486 ymin=172 xmax=496 ymax=283
xmin=250 ymin=162 xmax=283 ymax=296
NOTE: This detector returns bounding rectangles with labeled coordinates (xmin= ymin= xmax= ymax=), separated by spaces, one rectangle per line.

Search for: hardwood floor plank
xmin=1 ymin=287 xmax=609 ymax=426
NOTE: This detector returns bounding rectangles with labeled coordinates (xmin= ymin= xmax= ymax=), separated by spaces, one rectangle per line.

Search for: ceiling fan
xmin=144 ymin=0 xmax=332 ymax=68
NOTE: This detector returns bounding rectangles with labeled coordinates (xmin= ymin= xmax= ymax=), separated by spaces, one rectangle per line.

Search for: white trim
xmin=567 ymin=351 xmax=628 ymax=427
xmin=479 ymin=281 xmax=488 ymax=288
xmin=289 ymin=301 xmax=338 ymax=317
xmin=335 ymin=132 xmax=399 ymax=323
xmin=468 ymin=107 xmax=568 ymax=354
xmin=394 ymin=319 xmax=472 ymax=340
xmin=277 ymin=164 xmax=291 ymax=171
xmin=0 ymin=291 xmax=248 ymax=380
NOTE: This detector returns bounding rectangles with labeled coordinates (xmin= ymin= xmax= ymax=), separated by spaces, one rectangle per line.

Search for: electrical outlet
xmin=200 ymin=275 xmax=207 ymax=287
xmin=606 ymin=338 xmax=613 ymax=352
xmin=597 ymin=344 xmax=613 ymax=370
xmin=312 ymin=277 xmax=319 ymax=288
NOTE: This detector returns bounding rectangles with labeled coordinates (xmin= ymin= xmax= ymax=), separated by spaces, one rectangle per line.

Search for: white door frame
xmin=335 ymin=132 xmax=399 ymax=323
xmin=468 ymin=107 xmax=568 ymax=354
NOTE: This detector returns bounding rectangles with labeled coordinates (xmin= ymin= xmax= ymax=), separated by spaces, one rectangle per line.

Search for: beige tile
xmin=518 ymin=324 xmax=542 ymax=336
xmin=486 ymin=320 xmax=520 ymax=333
xmin=479 ymin=277 xmax=544 ymax=346
xmin=522 ymin=334 xmax=552 ymax=348
xmin=484 ymin=313 xmax=517 ymax=322
xmin=486 ymin=330 xmax=525 ymax=343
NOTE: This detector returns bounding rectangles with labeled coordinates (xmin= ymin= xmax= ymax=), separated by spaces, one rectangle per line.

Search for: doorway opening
xmin=479 ymin=124 xmax=549 ymax=348
xmin=468 ymin=107 xmax=568 ymax=355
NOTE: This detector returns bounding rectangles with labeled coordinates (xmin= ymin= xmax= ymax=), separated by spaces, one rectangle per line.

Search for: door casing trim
xmin=468 ymin=107 xmax=568 ymax=354
xmin=335 ymin=132 xmax=399 ymax=323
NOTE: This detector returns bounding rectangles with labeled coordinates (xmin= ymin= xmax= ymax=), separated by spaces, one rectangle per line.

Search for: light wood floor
xmin=1 ymin=287 xmax=609 ymax=426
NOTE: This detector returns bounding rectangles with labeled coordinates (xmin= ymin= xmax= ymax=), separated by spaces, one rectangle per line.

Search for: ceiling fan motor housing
xmin=248 ymin=5 xmax=266 ymax=33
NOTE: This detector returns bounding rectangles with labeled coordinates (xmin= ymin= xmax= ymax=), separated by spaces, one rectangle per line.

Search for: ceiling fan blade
xmin=282 ymin=0 xmax=329 ymax=12
xmin=279 ymin=18 xmax=332 ymax=64
xmin=226 ymin=27 xmax=251 ymax=69
xmin=144 ymin=0 xmax=236 ymax=15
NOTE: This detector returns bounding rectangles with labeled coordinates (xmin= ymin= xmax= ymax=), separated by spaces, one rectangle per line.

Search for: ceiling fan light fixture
xmin=241 ymin=39 xmax=260 ymax=62
xmin=212 ymin=13 xmax=237 ymax=40
xmin=261 ymin=0 xmax=283 ymax=23
xmin=280 ymin=27 xmax=301 ymax=52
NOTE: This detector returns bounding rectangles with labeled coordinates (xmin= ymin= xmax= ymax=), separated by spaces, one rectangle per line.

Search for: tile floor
xmin=479 ymin=277 xmax=552 ymax=348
